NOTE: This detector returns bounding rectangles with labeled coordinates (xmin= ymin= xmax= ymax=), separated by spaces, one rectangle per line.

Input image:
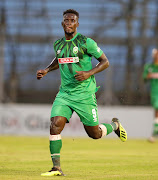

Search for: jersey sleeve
xmin=86 ymin=38 xmax=103 ymax=59
xmin=143 ymin=64 xmax=150 ymax=81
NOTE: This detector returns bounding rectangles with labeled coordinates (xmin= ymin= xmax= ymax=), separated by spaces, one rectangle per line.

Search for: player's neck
xmin=65 ymin=31 xmax=78 ymax=40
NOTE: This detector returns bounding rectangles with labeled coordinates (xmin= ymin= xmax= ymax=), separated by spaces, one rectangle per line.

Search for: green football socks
xmin=153 ymin=123 xmax=158 ymax=136
xmin=101 ymin=123 xmax=114 ymax=135
xmin=99 ymin=121 xmax=118 ymax=137
xmin=49 ymin=135 xmax=62 ymax=167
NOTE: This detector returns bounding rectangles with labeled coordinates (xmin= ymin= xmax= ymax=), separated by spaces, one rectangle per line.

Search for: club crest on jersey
xmin=57 ymin=50 xmax=61 ymax=55
xmin=73 ymin=46 xmax=78 ymax=54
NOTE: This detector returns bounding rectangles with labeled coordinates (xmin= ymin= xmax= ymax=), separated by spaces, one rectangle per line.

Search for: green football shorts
xmin=51 ymin=91 xmax=99 ymax=126
xmin=151 ymin=94 xmax=158 ymax=109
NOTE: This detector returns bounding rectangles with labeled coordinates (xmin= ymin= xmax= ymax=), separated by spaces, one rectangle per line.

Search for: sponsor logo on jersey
xmin=57 ymin=50 xmax=61 ymax=55
xmin=73 ymin=46 xmax=78 ymax=54
xmin=58 ymin=57 xmax=79 ymax=64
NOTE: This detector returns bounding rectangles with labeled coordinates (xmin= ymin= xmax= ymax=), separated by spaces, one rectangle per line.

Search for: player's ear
xmin=61 ymin=21 xmax=64 ymax=27
xmin=77 ymin=22 xmax=79 ymax=27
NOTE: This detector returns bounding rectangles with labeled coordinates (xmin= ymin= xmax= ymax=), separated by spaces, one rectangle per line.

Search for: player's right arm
xmin=36 ymin=57 xmax=59 ymax=80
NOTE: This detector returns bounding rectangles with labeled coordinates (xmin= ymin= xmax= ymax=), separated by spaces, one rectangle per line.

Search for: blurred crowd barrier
xmin=0 ymin=103 xmax=153 ymax=138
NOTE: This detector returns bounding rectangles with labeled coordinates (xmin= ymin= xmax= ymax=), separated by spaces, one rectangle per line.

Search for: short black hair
xmin=63 ymin=9 xmax=79 ymax=18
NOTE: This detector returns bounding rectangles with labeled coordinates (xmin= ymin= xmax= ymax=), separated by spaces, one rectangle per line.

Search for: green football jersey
xmin=53 ymin=33 xmax=103 ymax=94
xmin=143 ymin=63 xmax=158 ymax=95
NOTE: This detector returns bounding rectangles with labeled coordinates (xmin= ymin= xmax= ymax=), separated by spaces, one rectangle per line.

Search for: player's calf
xmin=84 ymin=125 xmax=102 ymax=139
xmin=84 ymin=118 xmax=127 ymax=142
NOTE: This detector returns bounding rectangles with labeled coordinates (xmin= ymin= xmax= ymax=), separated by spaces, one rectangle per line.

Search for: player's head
xmin=62 ymin=9 xmax=79 ymax=35
xmin=152 ymin=48 xmax=158 ymax=64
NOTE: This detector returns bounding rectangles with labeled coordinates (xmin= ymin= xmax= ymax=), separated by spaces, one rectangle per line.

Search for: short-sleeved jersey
xmin=53 ymin=33 xmax=103 ymax=95
xmin=143 ymin=63 xmax=158 ymax=95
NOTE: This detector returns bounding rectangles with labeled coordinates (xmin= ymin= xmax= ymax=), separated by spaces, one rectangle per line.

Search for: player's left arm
xmin=75 ymin=38 xmax=109 ymax=81
xmin=74 ymin=53 xmax=109 ymax=81
xmin=147 ymin=73 xmax=158 ymax=79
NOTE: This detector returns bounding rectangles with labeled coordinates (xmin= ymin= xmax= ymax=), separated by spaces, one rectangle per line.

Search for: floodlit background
xmin=0 ymin=0 xmax=158 ymax=137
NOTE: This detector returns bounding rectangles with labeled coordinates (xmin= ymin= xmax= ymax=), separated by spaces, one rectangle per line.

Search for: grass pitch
xmin=0 ymin=136 xmax=158 ymax=180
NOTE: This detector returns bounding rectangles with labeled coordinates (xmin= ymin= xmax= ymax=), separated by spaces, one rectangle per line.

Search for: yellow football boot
xmin=41 ymin=167 xmax=65 ymax=176
xmin=112 ymin=118 xmax=127 ymax=142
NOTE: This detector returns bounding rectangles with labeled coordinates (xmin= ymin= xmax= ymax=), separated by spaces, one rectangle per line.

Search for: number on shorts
xmin=92 ymin=109 xmax=97 ymax=122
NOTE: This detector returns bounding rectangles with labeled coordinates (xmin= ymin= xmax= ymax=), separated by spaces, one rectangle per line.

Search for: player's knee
xmin=50 ymin=117 xmax=62 ymax=134
xmin=50 ymin=118 xmax=60 ymax=128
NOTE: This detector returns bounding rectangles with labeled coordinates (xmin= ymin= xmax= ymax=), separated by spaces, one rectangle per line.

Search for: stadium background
xmin=1 ymin=0 xmax=158 ymax=105
xmin=0 ymin=0 xmax=158 ymax=137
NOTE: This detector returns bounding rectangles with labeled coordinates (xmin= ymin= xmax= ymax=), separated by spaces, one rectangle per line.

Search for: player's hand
xmin=147 ymin=73 xmax=158 ymax=79
xmin=36 ymin=69 xmax=48 ymax=80
xmin=74 ymin=71 xmax=91 ymax=81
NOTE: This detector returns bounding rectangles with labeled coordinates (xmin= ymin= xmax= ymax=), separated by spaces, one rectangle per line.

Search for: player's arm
xmin=74 ymin=53 xmax=109 ymax=81
xmin=36 ymin=57 xmax=59 ymax=80
xmin=75 ymin=38 xmax=109 ymax=81
xmin=88 ymin=53 xmax=109 ymax=75
xmin=147 ymin=73 xmax=158 ymax=79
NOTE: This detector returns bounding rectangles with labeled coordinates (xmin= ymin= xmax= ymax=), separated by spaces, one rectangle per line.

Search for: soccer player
xmin=36 ymin=9 xmax=127 ymax=176
xmin=143 ymin=48 xmax=158 ymax=143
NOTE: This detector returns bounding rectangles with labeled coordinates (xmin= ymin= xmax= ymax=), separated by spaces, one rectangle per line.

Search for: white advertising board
xmin=0 ymin=104 xmax=153 ymax=138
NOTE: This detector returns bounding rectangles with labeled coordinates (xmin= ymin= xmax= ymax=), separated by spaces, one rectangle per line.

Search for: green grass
xmin=0 ymin=137 xmax=158 ymax=180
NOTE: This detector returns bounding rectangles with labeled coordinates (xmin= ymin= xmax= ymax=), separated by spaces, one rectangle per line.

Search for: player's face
xmin=62 ymin=13 xmax=79 ymax=35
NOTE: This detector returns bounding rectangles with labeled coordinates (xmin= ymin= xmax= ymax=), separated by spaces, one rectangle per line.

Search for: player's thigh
xmin=50 ymin=116 xmax=67 ymax=135
xmin=73 ymin=94 xmax=99 ymax=127
xmin=50 ymin=97 xmax=73 ymax=134
xmin=51 ymin=97 xmax=73 ymax=123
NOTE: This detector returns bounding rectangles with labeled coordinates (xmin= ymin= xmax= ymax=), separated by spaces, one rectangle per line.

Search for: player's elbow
xmin=106 ymin=60 xmax=110 ymax=68
xmin=104 ymin=59 xmax=109 ymax=69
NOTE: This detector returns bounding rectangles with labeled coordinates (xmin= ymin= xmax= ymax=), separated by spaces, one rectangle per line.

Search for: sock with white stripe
xmin=49 ymin=134 xmax=62 ymax=168
xmin=101 ymin=123 xmax=113 ymax=135
xmin=99 ymin=123 xmax=115 ymax=137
